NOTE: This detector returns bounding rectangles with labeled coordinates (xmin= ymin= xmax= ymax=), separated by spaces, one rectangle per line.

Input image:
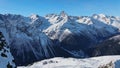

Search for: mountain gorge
xmin=0 ymin=11 xmax=120 ymax=66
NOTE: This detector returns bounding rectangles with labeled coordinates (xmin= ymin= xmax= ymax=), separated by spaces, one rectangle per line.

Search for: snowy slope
xmin=18 ymin=55 xmax=120 ymax=68
xmin=0 ymin=32 xmax=16 ymax=68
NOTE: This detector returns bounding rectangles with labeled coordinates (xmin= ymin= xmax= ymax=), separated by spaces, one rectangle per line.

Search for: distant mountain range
xmin=0 ymin=11 xmax=120 ymax=66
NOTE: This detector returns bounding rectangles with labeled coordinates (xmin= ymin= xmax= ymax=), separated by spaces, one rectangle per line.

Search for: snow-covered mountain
xmin=18 ymin=55 xmax=120 ymax=68
xmin=0 ymin=14 xmax=56 ymax=66
xmin=0 ymin=12 xmax=120 ymax=66
xmin=0 ymin=32 xmax=16 ymax=68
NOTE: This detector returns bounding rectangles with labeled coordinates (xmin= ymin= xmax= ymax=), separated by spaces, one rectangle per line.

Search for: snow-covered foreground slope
xmin=0 ymin=32 xmax=16 ymax=68
xmin=18 ymin=56 xmax=120 ymax=68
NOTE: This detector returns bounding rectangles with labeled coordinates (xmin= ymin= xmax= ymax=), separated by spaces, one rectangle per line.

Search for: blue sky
xmin=0 ymin=0 xmax=119 ymax=16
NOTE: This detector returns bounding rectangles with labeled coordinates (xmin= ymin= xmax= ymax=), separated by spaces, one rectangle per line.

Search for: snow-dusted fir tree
xmin=0 ymin=32 xmax=16 ymax=68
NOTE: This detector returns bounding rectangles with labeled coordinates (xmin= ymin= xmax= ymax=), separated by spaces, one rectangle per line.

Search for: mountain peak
xmin=98 ymin=14 xmax=106 ymax=17
xmin=60 ymin=11 xmax=68 ymax=17
xmin=92 ymin=14 xmax=106 ymax=19
xmin=30 ymin=14 xmax=39 ymax=20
